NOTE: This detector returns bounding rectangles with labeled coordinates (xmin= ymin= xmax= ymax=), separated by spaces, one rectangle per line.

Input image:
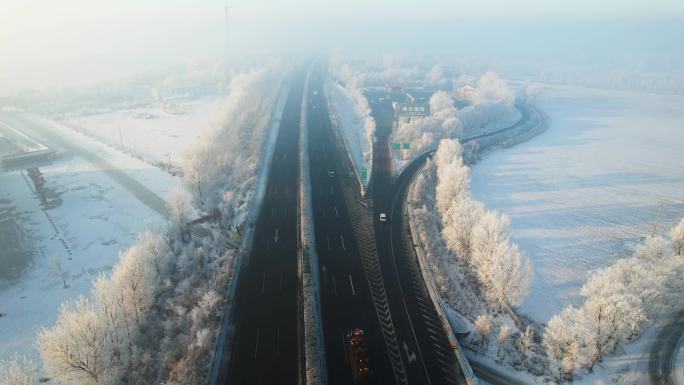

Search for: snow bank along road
xmin=650 ymin=309 xmax=684 ymax=385
xmin=213 ymin=65 xmax=307 ymax=385
xmin=0 ymin=113 xmax=168 ymax=217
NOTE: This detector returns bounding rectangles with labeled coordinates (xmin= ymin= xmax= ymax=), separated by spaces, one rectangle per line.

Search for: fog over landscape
xmin=1 ymin=1 xmax=683 ymax=385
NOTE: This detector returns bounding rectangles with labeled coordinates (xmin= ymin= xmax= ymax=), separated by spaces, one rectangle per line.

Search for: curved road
xmin=650 ymin=309 xmax=684 ymax=385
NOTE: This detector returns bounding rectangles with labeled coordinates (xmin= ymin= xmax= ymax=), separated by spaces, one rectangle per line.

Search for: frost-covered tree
xmin=429 ymin=91 xmax=454 ymax=115
xmin=543 ymin=306 xmax=583 ymax=379
xmin=671 ymin=218 xmax=684 ymax=255
xmin=517 ymin=325 xmax=535 ymax=359
xmin=167 ymin=187 xmax=193 ymax=239
xmin=497 ymin=326 xmax=512 ymax=357
xmin=111 ymin=245 xmax=156 ymax=330
xmin=633 ymin=236 xmax=668 ymax=260
xmin=424 ymin=65 xmax=449 ymax=88
xmin=543 ymin=218 xmax=684 ymax=376
xmin=474 ymin=314 xmax=493 ymax=345
xmin=0 ymin=354 xmax=37 ymax=385
xmin=39 ymin=298 xmax=109 ymax=385
xmin=488 ymin=243 xmax=533 ymax=308
xmin=441 ymin=198 xmax=485 ymax=259
xmin=434 ymin=139 xmax=469 ymax=214
xmin=580 ymin=294 xmax=645 ymax=371
xmin=470 ymin=210 xmax=510 ymax=275
xmin=471 ymin=72 xmax=514 ymax=106
xmin=138 ymin=231 xmax=171 ymax=278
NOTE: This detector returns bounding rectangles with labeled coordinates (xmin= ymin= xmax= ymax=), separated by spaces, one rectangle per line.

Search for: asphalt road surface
xmin=369 ymin=94 xmax=467 ymax=385
xmin=308 ymin=63 xmax=399 ymax=384
xmin=215 ymin=65 xmax=307 ymax=385
xmin=650 ymin=309 xmax=684 ymax=385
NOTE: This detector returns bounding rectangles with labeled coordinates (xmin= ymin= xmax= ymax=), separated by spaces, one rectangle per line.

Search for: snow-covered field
xmin=0 ymin=161 xmax=166 ymax=363
xmin=15 ymin=114 xmax=183 ymax=203
xmin=469 ymin=85 xmax=684 ymax=322
xmin=0 ymin=112 xmax=192 ymax=363
xmin=63 ymin=96 xmax=226 ymax=168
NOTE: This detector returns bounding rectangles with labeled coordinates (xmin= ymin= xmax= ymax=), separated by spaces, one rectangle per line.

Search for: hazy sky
xmin=1 ymin=0 xmax=683 ymax=94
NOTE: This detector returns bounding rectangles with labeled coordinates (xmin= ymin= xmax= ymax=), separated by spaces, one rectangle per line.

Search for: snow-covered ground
xmin=0 ymin=162 xmax=166 ymax=363
xmin=13 ymin=113 xmax=182 ymax=203
xmin=469 ymin=85 xmax=684 ymax=323
xmin=0 ymin=112 xmax=194 ymax=364
xmin=62 ymin=96 xmax=226 ymax=168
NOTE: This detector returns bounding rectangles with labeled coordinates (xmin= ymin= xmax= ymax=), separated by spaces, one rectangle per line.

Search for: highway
xmin=306 ymin=61 xmax=469 ymax=385
xmin=307 ymin=63 xmax=398 ymax=384
xmin=214 ymin=65 xmax=307 ymax=385
xmin=369 ymin=95 xmax=468 ymax=385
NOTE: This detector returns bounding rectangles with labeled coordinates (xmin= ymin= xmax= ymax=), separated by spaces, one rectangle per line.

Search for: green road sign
xmin=403 ymin=143 xmax=410 ymax=149
xmin=392 ymin=143 xmax=401 ymax=150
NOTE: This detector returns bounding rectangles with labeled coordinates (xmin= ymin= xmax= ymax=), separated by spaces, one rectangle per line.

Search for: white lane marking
xmin=273 ymin=228 xmax=279 ymax=243
xmin=330 ymin=185 xmax=334 ymax=194
xmin=333 ymin=275 xmax=338 ymax=296
xmin=254 ymin=328 xmax=261 ymax=359
xmin=348 ymin=275 xmax=356 ymax=296
xmin=340 ymin=234 xmax=346 ymax=251
xmin=261 ymin=272 xmax=266 ymax=293
xmin=334 ymin=206 xmax=339 ymax=218
xmin=326 ymin=235 xmax=331 ymax=250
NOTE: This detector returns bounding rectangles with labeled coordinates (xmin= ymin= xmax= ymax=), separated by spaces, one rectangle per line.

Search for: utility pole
xmin=651 ymin=202 xmax=664 ymax=237
xmin=118 ymin=125 xmax=124 ymax=150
